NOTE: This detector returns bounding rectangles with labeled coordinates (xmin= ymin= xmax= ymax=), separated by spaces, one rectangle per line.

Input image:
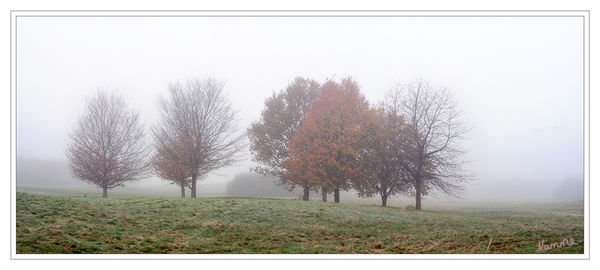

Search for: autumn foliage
xmin=249 ymin=77 xmax=469 ymax=208
xmin=353 ymin=105 xmax=412 ymax=206
xmin=247 ymin=77 xmax=321 ymax=200
xmin=151 ymin=143 xmax=192 ymax=197
xmin=283 ymin=78 xmax=372 ymax=203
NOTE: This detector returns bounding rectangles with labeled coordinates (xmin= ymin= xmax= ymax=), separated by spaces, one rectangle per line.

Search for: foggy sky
xmin=16 ymin=16 xmax=584 ymax=200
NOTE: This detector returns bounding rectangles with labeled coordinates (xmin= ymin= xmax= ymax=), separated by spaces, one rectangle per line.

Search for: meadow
xmin=16 ymin=192 xmax=584 ymax=254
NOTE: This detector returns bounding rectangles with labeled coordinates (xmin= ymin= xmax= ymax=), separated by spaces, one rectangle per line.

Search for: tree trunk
xmin=302 ymin=186 xmax=309 ymax=201
xmin=380 ymin=185 xmax=388 ymax=207
xmin=333 ymin=188 xmax=340 ymax=203
xmin=191 ymin=173 xmax=197 ymax=198
xmin=180 ymin=184 xmax=186 ymax=198
xmin=102 ymin=186 xmax=108 ymax=198
xmin=415 ymin=178 xmax=422 ymax=210
xmin=321 ymin=187 xmax=327 ymax=202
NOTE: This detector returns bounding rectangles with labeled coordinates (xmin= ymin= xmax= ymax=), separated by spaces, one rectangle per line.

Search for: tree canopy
xmin=284 ymin=77 xmax=372 ymax=203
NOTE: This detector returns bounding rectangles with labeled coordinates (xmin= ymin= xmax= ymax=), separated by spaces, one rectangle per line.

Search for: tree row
xmin=248 ymin=77 xmax=470 ymax=209
xmin=65 ymin=76 xmax=469 ymax=210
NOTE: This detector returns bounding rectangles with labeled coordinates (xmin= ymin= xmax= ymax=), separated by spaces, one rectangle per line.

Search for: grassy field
xmin=16 ymin=192 xmax=584 ymax=254
xmin=16 ymin=183 xmax=227 ymax=198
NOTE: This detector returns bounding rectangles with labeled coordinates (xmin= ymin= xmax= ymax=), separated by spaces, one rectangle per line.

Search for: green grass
xmin=16 ymin=192 xmax=584 ymax=254
xmin=16 ymin=183 xmax=226 ymax=198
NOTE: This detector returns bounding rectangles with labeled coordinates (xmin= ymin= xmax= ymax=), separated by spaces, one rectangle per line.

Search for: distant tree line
xmin=249 ymin=77 xmax=470 ymax=209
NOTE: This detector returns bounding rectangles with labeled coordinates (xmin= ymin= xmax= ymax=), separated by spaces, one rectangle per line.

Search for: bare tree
xmin=153 ymin=78 xmax=245 ymax=198
xmin=66 ymin=90 xmax=150 ymax=198
xmin=393 ymin=80 xmax=470 ymax=210
xmin=247 ymin=77 xmax=321 ymax=201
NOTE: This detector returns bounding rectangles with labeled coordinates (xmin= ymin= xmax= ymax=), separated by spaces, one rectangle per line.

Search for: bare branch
xmin=389 ymin=80 xmax=472 ymax=209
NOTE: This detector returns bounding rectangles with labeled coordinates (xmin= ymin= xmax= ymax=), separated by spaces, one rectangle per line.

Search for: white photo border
xmin=9 ymin=10 xmax=591 ymax=260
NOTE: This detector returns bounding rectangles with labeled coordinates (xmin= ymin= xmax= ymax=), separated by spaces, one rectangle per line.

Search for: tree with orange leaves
xmin=284 ymin=77 xmax=372 ymax=203
xmin=151 ymin=143 xmax=192 ymax=197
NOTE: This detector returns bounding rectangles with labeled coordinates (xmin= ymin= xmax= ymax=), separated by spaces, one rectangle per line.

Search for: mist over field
xmin=16 ymin=157 xmax=583 ymax=203
xmin=15 ymin=16 xmax=584 ymax=204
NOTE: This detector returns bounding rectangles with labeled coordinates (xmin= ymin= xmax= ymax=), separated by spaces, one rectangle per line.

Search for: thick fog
xmin=16 ymin=17 xmax=584 ymax=202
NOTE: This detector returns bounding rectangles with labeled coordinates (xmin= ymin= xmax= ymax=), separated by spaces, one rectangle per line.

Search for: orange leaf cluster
xmin=284 ymin=78 xmax=372 ymax=193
